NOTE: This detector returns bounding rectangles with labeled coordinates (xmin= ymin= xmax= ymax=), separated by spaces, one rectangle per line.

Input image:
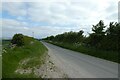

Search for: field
xmin=2 ymin=36 xmax=48 ymax=78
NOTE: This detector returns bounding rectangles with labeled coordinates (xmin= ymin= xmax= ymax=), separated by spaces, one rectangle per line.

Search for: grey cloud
xmin=106 ymin=2 xmax=118 ymax=13
xmin=118 ymin=2 xmax=120 ymax=22
xmin=2 ymin=0 xmax=119 ymax=38
xmin=106 ymin=12 xmax=118 ymax=20
xmin=2 ymin=2 xmax=27 ymax=16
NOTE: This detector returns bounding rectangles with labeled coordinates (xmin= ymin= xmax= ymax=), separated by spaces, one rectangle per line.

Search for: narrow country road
xmin=42 ymin=41 xmax=118 ymax=78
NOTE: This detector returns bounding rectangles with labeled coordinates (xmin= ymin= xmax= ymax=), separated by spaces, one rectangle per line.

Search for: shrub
xmin=11 ymin=34 xmax=24 ymax=46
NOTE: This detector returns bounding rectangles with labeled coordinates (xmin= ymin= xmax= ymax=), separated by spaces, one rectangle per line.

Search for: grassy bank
xmin=0 ymin=39 xmax=2 ymax=79
xmin=46 ymin=41 xmax=118 ymax=63
xmin=2 ymin=36 xmax=48 ymax=78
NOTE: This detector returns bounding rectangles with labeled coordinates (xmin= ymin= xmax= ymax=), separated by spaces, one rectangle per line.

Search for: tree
xmin=76 ymin=30 xmax=84 ymax=43
xmin=43 ymin=20 xmax=119 ymax=51
xmin=11 ymin=34 xmax=24 ymax=46
xmin=103 ymin=22 xmax=120 ymax=50
xmin=88 ymin=20 xmax=106 ymax=48
xmin=92 ymin=20 xmax=106 ymax=35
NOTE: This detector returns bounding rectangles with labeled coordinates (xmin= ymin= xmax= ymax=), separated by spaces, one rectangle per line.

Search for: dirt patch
xmin=15 ymin=53 xmax=68 ymax=78
xmin=34 ymin=54 xmax=68 ymax=78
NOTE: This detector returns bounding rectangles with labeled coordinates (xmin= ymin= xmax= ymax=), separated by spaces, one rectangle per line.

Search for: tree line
xmin=43 ymin=20 xmax=120 ymax=51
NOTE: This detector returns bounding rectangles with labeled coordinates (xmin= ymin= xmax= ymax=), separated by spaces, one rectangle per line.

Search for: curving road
xmin=42 ymin=41 xmax=118 ymax=78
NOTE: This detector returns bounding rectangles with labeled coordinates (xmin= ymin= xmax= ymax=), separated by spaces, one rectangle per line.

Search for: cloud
xmin=118 ymin=1 xmax=120 ymax=22
xmin=106 ymin=12 xmax=118 ymax=20
xmin=2 ymin=2 xmax=27 ymax=16
xmin=2 ymin=0 xmax=119 ymax=38
xmin=2 ymin=18 xmax=81 ymax=38
xmin=2 ymin=18 xmax=29 ymax=38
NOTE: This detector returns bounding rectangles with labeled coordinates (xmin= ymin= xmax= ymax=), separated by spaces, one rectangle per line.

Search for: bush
xmin=11 ymin=34 xmax=24 ymax=46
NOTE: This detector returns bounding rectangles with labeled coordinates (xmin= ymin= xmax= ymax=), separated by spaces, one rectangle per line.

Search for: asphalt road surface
xmin=42 ymin=41 xmax=118 ymax=78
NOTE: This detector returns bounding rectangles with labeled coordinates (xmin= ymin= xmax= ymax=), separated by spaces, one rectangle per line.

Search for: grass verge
xmin=2 ymin=36 xmax=48 ymax=78
xmin=46 ymin=41 xmax=118 ymax=63
xmin=0 ymin=57 xmax=1 ymax=79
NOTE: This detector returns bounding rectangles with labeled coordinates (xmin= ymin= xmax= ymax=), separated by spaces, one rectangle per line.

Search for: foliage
xmin=44 ymin=20 xmax=119 ymax=51
xmin=44 ymin=20 xmax=120 ymax=51
xmin=44 ymin=20 xmax=119 ymax=62
xmin=99 ymin=22 xmax=120 ymax=50
xmin=11 ymin=34 xmax=24 ymax=46
xmin=43 ymin=30 xmax=84 ymax=44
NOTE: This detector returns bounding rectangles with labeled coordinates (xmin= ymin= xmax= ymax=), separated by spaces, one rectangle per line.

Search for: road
xmin=42 ymin=41 xmax=118 ymax=78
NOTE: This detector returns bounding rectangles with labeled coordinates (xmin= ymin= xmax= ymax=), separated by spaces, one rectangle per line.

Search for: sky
xmin=1 ymin=0 xmax=119 ymax=39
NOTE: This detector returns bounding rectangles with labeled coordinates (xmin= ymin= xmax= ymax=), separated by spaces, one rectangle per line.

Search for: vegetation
xmin=43 ymin=20 xmax=119 ymax=63
xmin=2 ymin=34 xmax=48 ymax=78
xmin=11 ymin=34 xmax=24 ymax=46
xmin=0 ymin=47 xmax=1 ymax=79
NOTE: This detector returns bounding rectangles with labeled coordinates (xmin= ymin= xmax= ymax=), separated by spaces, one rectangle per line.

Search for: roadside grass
xmin=0 ymin=56 xmax=1 ymax=79
xmin=46 ymin=41 xmax=118 ymax=63
xmin=2 ymin=36 xmax=48 ymax=78
xmin=20 ymin=56 xmax=45 ymax=69
xmin=0 ymin=39 xmax=2 ymax=79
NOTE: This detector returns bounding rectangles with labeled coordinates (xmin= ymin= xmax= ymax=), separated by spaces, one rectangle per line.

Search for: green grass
xmin=0 ymin=57 xmax=1 ymax=79
xmin=2 ymin=40 xmax=11 ymax=44
xmin=20 ymin=56 xmax=45 ymax=69
xmin=2 ymin=36 xmax=48 ymax=78
xmin=46 ymin=41 xmax=118 ymax=63
xmin=0 ymin=39 xmax=2 ymax=79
